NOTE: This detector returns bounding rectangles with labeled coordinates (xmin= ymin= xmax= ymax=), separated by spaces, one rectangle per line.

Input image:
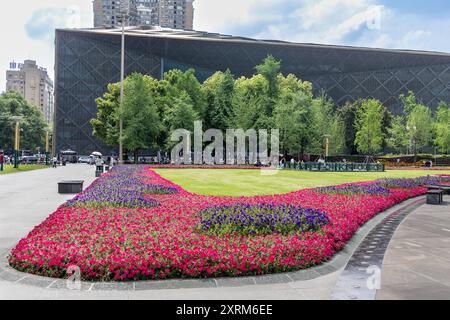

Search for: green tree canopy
xmin=407 ymin=103 xmax=433 ymax=158
xmin=354 ymin=99 xmax=385 ymax=155
xmin=164 ymin=69 xmax=207 ymax=119
xmin=122 ymin=73 xmax=161 ymax=160
xmin=387 ymin=115 xmax=408 ymax=153
xmin=434 ymin=101 xmax=450 ymax=153
xmin=202 ymin=69 xmax=235 ymax=131
xmin=336 ymin=101 xmax=358 ymax=154
xmin=164 ymin=91 xmax=199 ymax=148
xmin=0 ymin=91 xmax=47 ymax=152
xmin=91 ymin=82 xmax=121 ymax=147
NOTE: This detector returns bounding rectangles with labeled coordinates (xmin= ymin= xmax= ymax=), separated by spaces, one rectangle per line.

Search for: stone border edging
xmin=0 ymin=197 xmax=425 ymax=292
xmin=331 ymin=197 xmax=426 ymax=300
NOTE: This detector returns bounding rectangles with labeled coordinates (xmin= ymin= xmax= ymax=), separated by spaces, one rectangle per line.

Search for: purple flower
xmin=197 ymin=204 xmax=329 ymax=236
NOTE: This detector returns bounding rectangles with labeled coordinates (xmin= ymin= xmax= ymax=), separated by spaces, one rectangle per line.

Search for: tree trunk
xmin=134 ymin=149 xmax=139 ymax=164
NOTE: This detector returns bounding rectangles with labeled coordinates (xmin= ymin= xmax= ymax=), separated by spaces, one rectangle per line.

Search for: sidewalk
xmin=377 ymin=196 xmax=450 ymax=300
xmin=0 ymin=164 xmax=96 ymax=256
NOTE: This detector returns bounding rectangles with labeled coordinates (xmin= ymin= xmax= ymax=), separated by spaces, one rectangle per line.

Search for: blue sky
xmin=1 ymin=0 xmax=450 ymax=92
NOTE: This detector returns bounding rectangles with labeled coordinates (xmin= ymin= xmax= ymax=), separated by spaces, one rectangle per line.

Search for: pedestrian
xmin=52 ymin=156 xmax=58 ymax=168
xmin=95 ymin=157 xmax=104 ymax=172
xmin=0 ymin=151 xmax=4 ymax=172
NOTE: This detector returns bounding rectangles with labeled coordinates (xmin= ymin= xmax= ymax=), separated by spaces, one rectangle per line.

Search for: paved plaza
xmin=0 ymin=165 xmax=449 ymax=300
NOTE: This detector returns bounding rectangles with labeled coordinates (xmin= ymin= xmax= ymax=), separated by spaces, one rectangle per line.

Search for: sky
xmin=1 ymin=0 xmax=450 ymax=92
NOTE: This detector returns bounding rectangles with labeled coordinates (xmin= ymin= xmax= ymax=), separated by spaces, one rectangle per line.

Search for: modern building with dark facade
xmin=54 ymin=27 xmax=450 ymax=155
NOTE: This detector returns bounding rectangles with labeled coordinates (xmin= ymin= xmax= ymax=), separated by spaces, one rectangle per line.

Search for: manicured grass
xmin=154 ymin=168 xmax=450 ymax=196
xmin=0 ymin=164 xmax=49 ymax=175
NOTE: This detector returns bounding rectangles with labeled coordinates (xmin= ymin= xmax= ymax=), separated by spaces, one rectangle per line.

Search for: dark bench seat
xmin=426 ymin=185 xmax=450 ymax=195
xmin=426 ymin=189 xmax=444 ymax=205
xmin=58 ymin=180 xmax=84 ymax=194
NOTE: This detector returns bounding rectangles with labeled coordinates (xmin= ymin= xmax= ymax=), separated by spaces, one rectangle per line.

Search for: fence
xmin=280 ymin=162 xmax=385 ymax=172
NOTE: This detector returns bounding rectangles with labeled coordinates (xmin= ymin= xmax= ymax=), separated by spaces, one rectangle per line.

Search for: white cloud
xmin=0 ymin=1 xmax=92 ymax=93
xmin=1 ymin=0 xmax=449 ymax=93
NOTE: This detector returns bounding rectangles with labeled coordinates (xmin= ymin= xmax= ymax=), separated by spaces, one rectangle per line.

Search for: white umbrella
xmin=91 ymin=151 xmax=103 ymax=157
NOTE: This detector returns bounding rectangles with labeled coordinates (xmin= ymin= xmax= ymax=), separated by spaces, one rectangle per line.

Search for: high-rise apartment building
xmin=159 ymin=0 xmax=194 ymax=29
xmin=93 ymin=0 xmax=138 ymax=28
xmin=137 ymin=0 xmax=159 ymax=26
xmin=93 ymin=0 xmax=194 ymax=29
xmin=6 ymin=60 xmax=54 ymax=124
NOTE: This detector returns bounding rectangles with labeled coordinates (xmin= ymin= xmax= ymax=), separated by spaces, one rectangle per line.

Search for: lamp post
xmin=323 ymin=134 xmax=331 ymax=159
xmin=12 ymin=116 xmax=23 ymax=169
xmin=45 ymin=129 xmax=50 ymax=165
xmin=118 ymin=12 xmax=129 ymax=165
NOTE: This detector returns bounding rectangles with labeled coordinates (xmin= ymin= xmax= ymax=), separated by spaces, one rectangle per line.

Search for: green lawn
xmin=155 ymin=168 xmax=450 ymax=196
xmin=0 ymin=164 xmax=49 ymax=175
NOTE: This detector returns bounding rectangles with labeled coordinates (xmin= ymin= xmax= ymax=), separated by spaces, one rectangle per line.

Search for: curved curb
xmin=0 ymin=197 xmax=424 ymax=292
xmin=331 ymin=197 xmax=426 ymax=300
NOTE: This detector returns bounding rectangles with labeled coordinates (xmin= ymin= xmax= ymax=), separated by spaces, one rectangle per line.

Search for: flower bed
xmin=8 ymin=166 xmax=448 ymax=281
xmin=197 ymin=204 xmax=329 ymax=236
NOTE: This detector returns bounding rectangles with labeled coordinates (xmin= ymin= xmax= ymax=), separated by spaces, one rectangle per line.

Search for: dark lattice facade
xmin=55 ymin=28 xmax=450 ymax=155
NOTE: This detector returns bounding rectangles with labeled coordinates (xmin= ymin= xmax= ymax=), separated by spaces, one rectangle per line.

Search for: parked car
xmin=78 ymin=156 xmax=91 ymax=164
xmin=21 ymin=155 xmax=38 ymax=164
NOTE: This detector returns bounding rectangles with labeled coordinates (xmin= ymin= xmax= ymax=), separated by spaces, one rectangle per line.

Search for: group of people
xmin=280 ymin=155 xmax=328 ymax=168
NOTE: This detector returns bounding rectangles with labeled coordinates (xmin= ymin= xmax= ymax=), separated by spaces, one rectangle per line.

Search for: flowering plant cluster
xmin=316 ymin=183 xmax=391 ymax=196
xmin=376 ymin=175 xmax=450 ymax=188
xmin=67 ymin=166 xmax=160 ymax=208
xmin=9 ymin=167 xmax=438 ymax=281
xmin=197 ymin=204 xmax=329 ymax=236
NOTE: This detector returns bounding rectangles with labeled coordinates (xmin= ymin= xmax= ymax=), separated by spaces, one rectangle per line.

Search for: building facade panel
xmin=55 ymin=29 xmax=450 ymax=155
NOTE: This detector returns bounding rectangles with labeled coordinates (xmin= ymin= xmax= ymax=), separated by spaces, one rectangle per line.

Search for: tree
xmin=336 ymin=101 xmax=358 ymax=154
xmin=164 ymin=69 xmax=207 ymax=119
xmin=274 ymin=90 xmax=312 ymax=156
xmin=255 ymin=55 xmax=282 ymax=115
xmin=122 ymin=73 xmax=161 ymax=162
xmin=354 ymin=99 xmax=385 ymax=155
xmin=91 ymin=82 xmax=121 ymax=147
xmin=407 ymin=104 xmax=433 ymax=161
xmin=308 ymin=92 xmax=336 ymax=155
xmin=387 ymin=115 xmax=408 ymax=154
xmin=273 ymin=74 xmax=315 ymax=157
xmin=0 ymin=91 xmax=47 ymax=152
xmin=329 ymin=115 xmax=346 ymax=156
xmin=164 ymin=91 xmax=199 ymax=148
xmin=400 ymin=91 xmax=419 ymax=115
xmin=202 ymin=69 xmax=235 ymax=131
xmin=232 ymin=74 xmax=269 ymax=130
xmin=434 ymin=101 xmax=450 ymax=153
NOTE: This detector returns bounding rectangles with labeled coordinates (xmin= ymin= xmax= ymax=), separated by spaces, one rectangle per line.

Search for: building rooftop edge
xmin=55 ymin=27 xmax=450 ymax=57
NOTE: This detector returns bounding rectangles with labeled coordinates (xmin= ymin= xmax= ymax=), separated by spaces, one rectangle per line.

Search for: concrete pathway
xmin=377 ymin=196 xmax=450 ymax=300
xmin=0 ymin=164 xmax=96 ymax=253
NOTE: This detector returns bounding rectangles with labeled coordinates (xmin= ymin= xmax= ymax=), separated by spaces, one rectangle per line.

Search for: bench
xmin=426 ymin=185 xmax=450 ymax=195
xmin=58 ymin=180 xmax=84 ymax=194
xmin=427 ymin=189 xmax=444 ymax=205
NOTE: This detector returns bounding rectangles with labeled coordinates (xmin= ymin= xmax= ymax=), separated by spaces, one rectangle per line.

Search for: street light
xmin=323 ymin=134 xmax=332 ymax=159
xmin=45 ymin=129 xmax=50 ymax=165
xmin=118 ymin=12 xmax=129 ymax=165
xmin=11 ymin=116 xmax=23 ymax=169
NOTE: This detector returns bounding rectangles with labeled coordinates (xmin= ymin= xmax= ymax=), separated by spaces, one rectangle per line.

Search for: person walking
xmin=52 ymin=156 xmax=58 ymax=168
xmin=0 ymin=151 xmax=4 ymax=172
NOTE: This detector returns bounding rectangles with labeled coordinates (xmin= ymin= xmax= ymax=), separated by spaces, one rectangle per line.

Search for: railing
xmin=280 ymin=162 xmax=385 ymax=172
